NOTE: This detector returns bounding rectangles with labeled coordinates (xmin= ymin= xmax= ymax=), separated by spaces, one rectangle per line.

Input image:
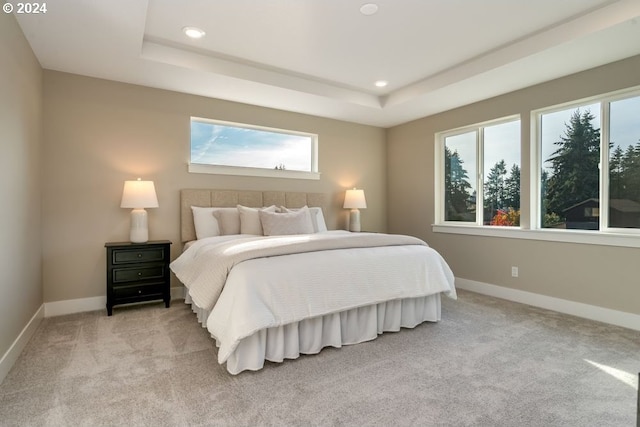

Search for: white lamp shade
xmin=120 ymin=180 xmax=159 ymax=209
xmin=343 ymin=188 xmax=367 ymax=209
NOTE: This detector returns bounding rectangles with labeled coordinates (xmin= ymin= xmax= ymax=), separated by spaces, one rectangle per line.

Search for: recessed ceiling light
xmin=374 ymin=80 xmax=388 ymax=88
xmin=183 ymin=26 xmax=206 ymax=39
xmin=360 ymin=3 xmax=379 ymax=16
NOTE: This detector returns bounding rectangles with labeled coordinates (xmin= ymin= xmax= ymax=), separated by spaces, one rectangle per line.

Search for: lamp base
xmin=130 ymin=208 xmax=149 ymax=243
xmin=349 ymin=208 xmax=361 ymax=232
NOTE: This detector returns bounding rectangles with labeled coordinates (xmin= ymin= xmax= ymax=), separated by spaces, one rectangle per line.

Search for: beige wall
xmin=387 ymin=54 xmax=640 ymax=316
xmin=0 ymin=14 xmax=43 ymax=355
xmin=42 ymin=71 xmax=387 ymax=302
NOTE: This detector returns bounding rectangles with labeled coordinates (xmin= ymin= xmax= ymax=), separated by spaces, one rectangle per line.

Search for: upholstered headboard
xmin=180 ymin=189 xmax=328 ymax=243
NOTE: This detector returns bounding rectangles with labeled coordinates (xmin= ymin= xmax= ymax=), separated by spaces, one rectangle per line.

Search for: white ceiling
xmin=15 ymin=0 xmax=640 ymax=127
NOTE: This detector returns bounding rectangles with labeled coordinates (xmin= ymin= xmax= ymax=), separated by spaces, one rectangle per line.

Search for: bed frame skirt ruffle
xmin=185 ymin=293 xmax=441 ymax=374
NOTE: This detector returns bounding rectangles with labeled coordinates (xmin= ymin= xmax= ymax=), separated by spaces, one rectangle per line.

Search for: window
xmin=444 ymin=131 xmax=476 ymax=222
xmin=439 ymin=118 xmax=521 ymax=226
xmin=536 ymin=92 xmax=640 ymax=231
xmin=189 ymin=117 xmax=319 ymax=179
xmin=434 ymin=87 xmax=640 ymax=248
xmin=538 ymin=102 xmax=600 ymax=230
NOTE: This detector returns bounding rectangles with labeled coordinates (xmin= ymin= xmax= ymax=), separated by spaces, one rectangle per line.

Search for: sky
xmin=190 ymin=121 xmax=313 ymax=171
xmin=483 ymin=120 xmax=521 ymax=177
xmin=609 ymin=96 xmax=640 ymax=152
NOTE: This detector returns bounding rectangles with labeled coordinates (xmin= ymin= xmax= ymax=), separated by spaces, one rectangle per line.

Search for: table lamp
xmin=120 ymin=178 xmax=159 ymax=243
xmin=343 ymin=188 xmax=367 ymax=232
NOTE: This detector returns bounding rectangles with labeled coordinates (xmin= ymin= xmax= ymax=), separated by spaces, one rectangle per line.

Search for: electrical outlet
xmin=511 ymin=266 xmax=519 ymax=278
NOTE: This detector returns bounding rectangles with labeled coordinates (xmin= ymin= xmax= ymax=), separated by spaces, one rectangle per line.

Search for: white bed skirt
xmin=186 ymin=293 xmax=442 ymax=374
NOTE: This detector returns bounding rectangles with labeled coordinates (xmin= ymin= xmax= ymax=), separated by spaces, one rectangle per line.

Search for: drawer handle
xmin=137 ymin=253 xmax=142 ymax=258
xmin=138 ymin=290 xmax=142 ymax=294
xmin=138 ymin=272 xmax=142 ymax=276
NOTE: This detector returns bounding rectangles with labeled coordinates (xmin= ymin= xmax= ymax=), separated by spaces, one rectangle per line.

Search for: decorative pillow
xmin=259 ymin=206 xmax=315 ymax=236
xmin=191 ymin=206 xmax=221 ymax=239
xmin=278 ymin=206 xmax=328 ymax=233
xmin=238 ymin=205 xmax=277 ymax=235
xmin=212 ymin=208 xmax=241 ymax=235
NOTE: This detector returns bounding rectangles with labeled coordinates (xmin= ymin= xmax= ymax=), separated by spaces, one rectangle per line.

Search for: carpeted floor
xmin=0 ymin=290 xmax=638 ymax=426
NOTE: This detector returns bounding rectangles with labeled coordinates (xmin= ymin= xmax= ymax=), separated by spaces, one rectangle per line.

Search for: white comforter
xmin=171 ymin=231 xmax=456 ymax=364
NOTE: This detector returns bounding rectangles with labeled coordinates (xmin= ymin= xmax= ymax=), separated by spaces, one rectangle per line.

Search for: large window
xmin=440 ymin=118 xmax=521 ymax=226
xmin=189 ymin=117 xmax=319 ymax=179
xmin=536 ymin=93 xmax=640 ymax=231
xmin=434 ymin=87 xmax=640 ymax=247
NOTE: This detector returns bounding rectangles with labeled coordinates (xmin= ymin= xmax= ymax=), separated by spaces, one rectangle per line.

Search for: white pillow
xmin=279 ymin=206 xmax=327 ymax=233
xmin=238 ymin=205 xmax=277 ymax=235
xmin=259 ymin=206 xmax=315 ymax=236
xmin=212 ymin=208 xmax=241 ymax=235
xmin=191 ymin=206 xmax=221 ymax=239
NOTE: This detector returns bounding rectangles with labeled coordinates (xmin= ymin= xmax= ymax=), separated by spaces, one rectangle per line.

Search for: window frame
xmin=435 ymin=115 xmax=521 ymax=227
xmin=188 ymin=117 xmax=320 ymax=180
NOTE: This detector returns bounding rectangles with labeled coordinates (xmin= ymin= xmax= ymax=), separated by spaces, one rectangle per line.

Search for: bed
xmin=171 ymin=189 xmax=456 ymax=374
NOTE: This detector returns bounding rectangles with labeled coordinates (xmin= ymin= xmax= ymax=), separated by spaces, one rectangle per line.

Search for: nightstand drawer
xmin=112 ymin=247 xmax=165 ymax=264
xmin=113 ymin=283 xmax=164 ymax=299
xmin=113 ymin=265 xmax=165 ymax=283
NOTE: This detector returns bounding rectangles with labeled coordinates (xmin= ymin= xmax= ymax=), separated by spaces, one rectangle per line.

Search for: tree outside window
xmin=540 ymin=95 xmax=640 ymax=230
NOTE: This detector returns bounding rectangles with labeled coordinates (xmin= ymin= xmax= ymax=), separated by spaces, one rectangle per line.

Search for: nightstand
xmin=105 ymin=240 xmax=172 ymax=316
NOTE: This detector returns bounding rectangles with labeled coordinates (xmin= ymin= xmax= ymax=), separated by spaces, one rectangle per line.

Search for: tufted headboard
xmin=180 ymin=189 xmax=328 ymax=243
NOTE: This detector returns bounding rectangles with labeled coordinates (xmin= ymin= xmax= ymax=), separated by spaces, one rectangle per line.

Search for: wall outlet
xmin=511 ymin=266 xmax=519 ymax=278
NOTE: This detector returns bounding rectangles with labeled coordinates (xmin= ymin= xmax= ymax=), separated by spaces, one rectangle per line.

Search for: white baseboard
xmin=456 ymin=278 xmax=640 ymax=332
xmin=44 ymin=296 xmax=106 ymax=317
xmin=44 ymin=286 xmax=186 ymax=317
xmin=0 ymin=304 xmax=44 ymax=384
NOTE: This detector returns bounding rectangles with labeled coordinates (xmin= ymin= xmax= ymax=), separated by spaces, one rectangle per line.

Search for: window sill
xmin=188 ymin=163 xmax=321 ymax=180
xmin=432 ymin=224 xmax=640 ymax=248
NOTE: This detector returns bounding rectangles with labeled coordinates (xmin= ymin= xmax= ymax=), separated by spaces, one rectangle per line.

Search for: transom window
xmin=189 ymin=117 xmax=319 ymax=180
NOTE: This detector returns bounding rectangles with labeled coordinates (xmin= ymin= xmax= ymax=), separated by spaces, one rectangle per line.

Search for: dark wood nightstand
xmin=105 ymin=240 xmax=172 ymax=316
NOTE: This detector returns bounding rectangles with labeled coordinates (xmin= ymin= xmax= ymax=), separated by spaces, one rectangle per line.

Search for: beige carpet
xmin=0 ymin=290 xmax=638 ymax=426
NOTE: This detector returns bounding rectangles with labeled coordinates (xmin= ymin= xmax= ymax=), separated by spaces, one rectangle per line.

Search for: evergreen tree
xmin=545 ymin=109 xmax=600 ymax=216
xmin=484 ymin=160 xmax=507 ymax=220
xmin=621 ymin=141 xmax=640 ymax=202
xmin=444 ymin=146 xmax=472 ymax=220
xmin=504 ymin=164 xmax=521 ymax=209
xmin=609 ymin=145 xmax=624 ymax=199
